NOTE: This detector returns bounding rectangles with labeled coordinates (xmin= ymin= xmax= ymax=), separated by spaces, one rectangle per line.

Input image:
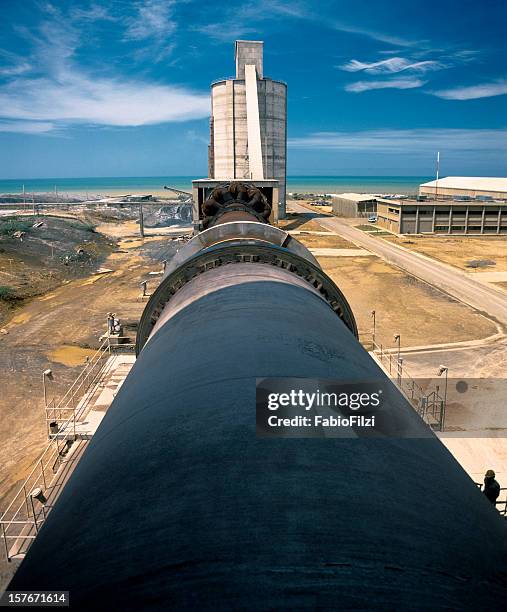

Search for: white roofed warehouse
xmin=332 ymin=193 xmax=377 ymax=217
xmin=420 ymin=177 xmax=507 ymax=200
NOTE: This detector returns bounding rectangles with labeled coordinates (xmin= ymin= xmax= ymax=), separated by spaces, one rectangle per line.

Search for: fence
xmin=1 ymin=338 xmax=132 ymax=561
xmin=475 ymin=483 xmax=507 ymax=517
xmin=44 ymin=338 xmax=112 ymax=438
xmin=0 ymin=433 xmax=75 ymax=561
xmin=372 ymin=339 xmax=445 ymax=431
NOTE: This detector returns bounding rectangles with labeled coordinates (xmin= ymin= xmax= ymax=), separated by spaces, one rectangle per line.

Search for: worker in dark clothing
xmin=483 ymin=469 xmax=500 ymax=505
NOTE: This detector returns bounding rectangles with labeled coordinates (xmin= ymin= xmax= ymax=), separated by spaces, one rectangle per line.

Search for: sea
xmin=0 ymin=176 xmax=430 ymax=197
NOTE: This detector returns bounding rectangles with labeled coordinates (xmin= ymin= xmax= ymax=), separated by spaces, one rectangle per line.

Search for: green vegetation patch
xmin=0 ymin=218 xmax=33 ymax=236
xmin=0 ymin=285 xmax=15 ymax=300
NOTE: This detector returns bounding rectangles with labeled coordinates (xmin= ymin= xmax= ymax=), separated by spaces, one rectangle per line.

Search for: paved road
xmin=288 ymin=202 xmax=507 ymax=327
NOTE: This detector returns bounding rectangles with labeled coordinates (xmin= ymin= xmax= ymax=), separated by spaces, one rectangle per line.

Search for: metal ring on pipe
xmin=136 ymin=241 xmax=358 ymax=354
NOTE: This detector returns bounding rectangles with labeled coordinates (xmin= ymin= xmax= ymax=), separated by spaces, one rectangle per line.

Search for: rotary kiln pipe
xmin=9 ymin=217 xmax=507 ymax=610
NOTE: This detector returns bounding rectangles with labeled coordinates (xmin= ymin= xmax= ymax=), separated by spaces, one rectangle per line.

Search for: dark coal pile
xmin=143 ymin=203 xmax=192 ymax=227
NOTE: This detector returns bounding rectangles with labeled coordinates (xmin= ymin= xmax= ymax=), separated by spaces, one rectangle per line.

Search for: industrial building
xmin=332 ymin=193 xmax=377 ymax=217
xmin=196 ymin=41 xmax=287 ymax=221
xmin=377 ymin=198 xmax=507 ymax=235
xmin=420 ymin=176 xmax=507 ymax=200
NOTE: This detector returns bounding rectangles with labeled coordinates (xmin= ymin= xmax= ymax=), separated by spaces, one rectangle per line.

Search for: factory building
xmin=332 ymin=193 xmax=377 ymax=217
xmin=377 ymin=198 xmax=507 ymax=235
xmin=204 ymin=40 xmax=287 ymax=218
xmin=420 ymin=176 xmax=507 ymax=200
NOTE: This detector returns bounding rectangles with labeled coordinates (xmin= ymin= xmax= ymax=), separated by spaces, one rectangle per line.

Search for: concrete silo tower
xmin=208 ymin=40 xmax=287 ymax=218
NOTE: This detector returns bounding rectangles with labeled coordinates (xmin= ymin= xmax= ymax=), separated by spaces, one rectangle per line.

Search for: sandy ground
xmin=318 ymin=256 xmax=497 ymax=347
xmin=380 ymin=234 xmax=507 ymax=272
xmin=283 ymin=210 xmax=498 ymax=348
xmin=0 ymin=222 xmax=182 ymax=513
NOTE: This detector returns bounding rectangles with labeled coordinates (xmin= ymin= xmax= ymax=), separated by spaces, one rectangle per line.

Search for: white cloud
xmin=194 ymin=22 xmax=257 ymax=42
xmin=70 ymin=4 xmax=117 ymax=22
xmin=193 ymin=0 xmax=303 ymax=41
xmin=0 ymin=70 xmax=209 ymax=128
xmin=431 ymin=79 xmax=507 ymax=100
xmin=196 ymin=2 xmax=418 ymax=47
xmin=340 ymin=57 xmax=445 ymax=75
xmin=0 ymin=50 xmax=32 ymax=76
xmin=330 ymin=22 xmax=420 ymax=47
xmin=0 ymin=2 xmax=209 ymax=131
xmin=0 ymin=121 xmax=55 ymax=134
xmin=124 ymin=0 xmax=177 ymax=41
xmin=0 ymin=62 xmax=32 ymax=77
xmin=288 ymin=129 xmax=507 ymax=154
xmin=345 ymin=77 xmax=426 ymax=93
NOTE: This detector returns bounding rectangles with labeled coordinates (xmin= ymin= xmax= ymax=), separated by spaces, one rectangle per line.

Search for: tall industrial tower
xmin=208 ymin=41 xmax=287 ymax=217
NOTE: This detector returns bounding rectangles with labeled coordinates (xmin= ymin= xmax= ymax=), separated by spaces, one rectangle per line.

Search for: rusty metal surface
xmin=136 ymin=241 xmax=358 ymax=353
xmin=202 ymin=182 xmax=271 ymax=229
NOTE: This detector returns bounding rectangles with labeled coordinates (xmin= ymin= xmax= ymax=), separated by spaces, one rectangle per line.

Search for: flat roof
xmin=378 ymin=198 xmax=506 ymax=207
xmin=333 ymin=193 xmax=376 ymax=202
xmin=192 ymin=178 xmax=279 ymax=185
xmin=420 ymin=177 xmax=507 ymax=192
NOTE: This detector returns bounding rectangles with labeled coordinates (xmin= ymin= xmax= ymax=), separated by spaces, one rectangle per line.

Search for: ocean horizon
xmin=0 ymin=175 xmax=432 ymax=197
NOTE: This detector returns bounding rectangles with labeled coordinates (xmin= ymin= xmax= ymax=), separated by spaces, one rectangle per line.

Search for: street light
xmin=42 ymin=369 xmax=53 ymax=408
xmin=437 ymin=365 xmax=448 ymax=432
xmin=394 ymin=334 xmax=401 ymax=363
xmin=371 ymin=310 xmax=376 ymax=349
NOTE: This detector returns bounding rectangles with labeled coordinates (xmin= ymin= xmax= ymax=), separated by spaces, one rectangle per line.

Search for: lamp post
xmin=394 ymin=334 xmax=401 ymax=363
xmin=42 ymin=369 xmax=53 ymax=408
xmin=371 ymin=310 xmax=376 ymax=349
xmin=437 ymin=365 xmax=448 ymax=432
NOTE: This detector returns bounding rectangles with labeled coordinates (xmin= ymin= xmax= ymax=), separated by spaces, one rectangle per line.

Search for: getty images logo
xmin=256 ymin=379 xmax=387 ymax=437
xmin=266 ymin=389 xmax=382 ymax=411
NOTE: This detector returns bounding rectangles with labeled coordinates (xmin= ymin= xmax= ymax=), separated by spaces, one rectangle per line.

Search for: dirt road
xmin=288 ymin=203 xmax=507 ymax=326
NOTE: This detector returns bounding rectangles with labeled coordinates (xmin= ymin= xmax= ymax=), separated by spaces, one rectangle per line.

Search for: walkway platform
xmin=1 ymin=352 xmax=135 ymax=561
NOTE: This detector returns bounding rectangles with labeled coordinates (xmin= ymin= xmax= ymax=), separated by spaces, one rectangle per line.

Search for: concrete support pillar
xmin=244 ymin=64 xmax=264 ymax=180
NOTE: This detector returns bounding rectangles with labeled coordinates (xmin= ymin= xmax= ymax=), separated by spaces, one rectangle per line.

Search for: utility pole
xmin=435 ymin=151 xmax=440 ymax=200
xmin=394 ymin=334 xmax=401 ymax=363
xmin=437 ymin=365 xmax=448 ymax=432
xmin=371 ymin=310 xmax=376 ymax=350
xmin=139 ymin=202 xmax=145 ymax=238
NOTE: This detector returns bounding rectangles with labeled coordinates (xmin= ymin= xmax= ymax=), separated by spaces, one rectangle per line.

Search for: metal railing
xmin=1 ymin=338 xmax=133 ymax=561
xmin=0 ymin=433 xmax=72 ymax=560
xmin=44 ymin=338 xmax=112 ymax=438
xmin=372 ymin=339 xmax=445 ymax=431
xmin=475 ymin=484 xmax=507 ymax=516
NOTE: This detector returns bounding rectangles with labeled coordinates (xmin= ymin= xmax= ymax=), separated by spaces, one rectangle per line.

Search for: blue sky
xmin=0 ymin=0 xmax=506 ymax=178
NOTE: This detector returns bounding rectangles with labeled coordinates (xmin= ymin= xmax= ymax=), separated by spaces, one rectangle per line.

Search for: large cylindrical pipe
xmin=9 ymin=249 xmax=507 ymax=609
